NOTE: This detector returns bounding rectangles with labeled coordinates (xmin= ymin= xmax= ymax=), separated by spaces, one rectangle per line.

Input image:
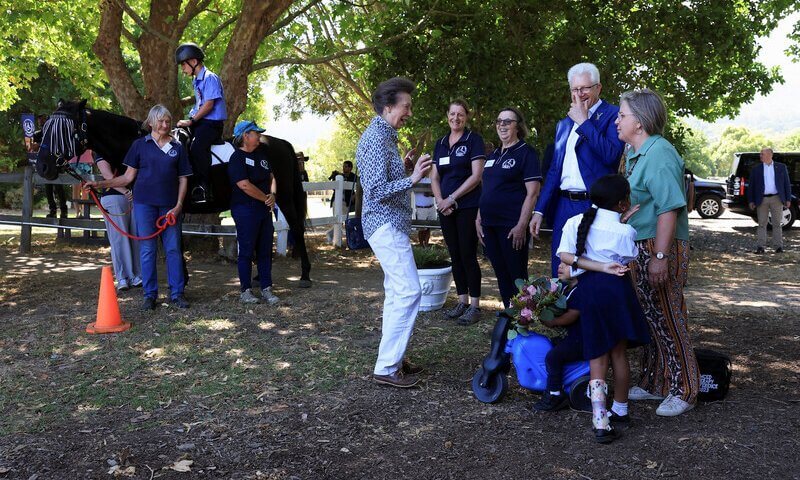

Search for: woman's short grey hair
xmin=620 ymin=89 xmax=667 ymax=135
xmin=371 ymin=77 xmax=415 ymax=115
xmin=498 ymin=107 xmax=529 ymax=140
xmin=144 ymin=104 xmax=172 ymax=131
xmin=567 ymin=63 xmax=600 ymax=85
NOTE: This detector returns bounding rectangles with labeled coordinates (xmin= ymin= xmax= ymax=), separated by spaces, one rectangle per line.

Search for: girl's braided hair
xmin=574 ymin=174 xmax=631 ymax=258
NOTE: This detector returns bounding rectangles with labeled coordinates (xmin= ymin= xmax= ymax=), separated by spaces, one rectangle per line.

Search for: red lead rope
xmin=85 ymin=185 xmax=176 ymax=241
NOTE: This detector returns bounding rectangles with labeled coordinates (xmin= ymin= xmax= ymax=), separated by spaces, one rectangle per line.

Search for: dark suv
xmin=692 ymin=176 xmax=727 ymax=219
xmin=724 ymin=152 xmax=800 ymax=229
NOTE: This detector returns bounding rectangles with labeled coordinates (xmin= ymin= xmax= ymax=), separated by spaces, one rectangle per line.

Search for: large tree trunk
xmin=220 ymin=0 xmax=293 ymax=135
xmin=93 ymin=0 xmax=148 ymax=119
xmin=138 ymin=1 xmax=183 ymax=115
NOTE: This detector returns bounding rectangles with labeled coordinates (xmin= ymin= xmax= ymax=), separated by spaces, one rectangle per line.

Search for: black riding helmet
xmin=175 ymin=43 xmax=204 ymax=64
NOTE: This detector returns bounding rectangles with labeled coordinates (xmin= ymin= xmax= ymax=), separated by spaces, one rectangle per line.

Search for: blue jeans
xmin=232 ymin=203 xmax=274 ymax=291
xmin=135 ymin=203 xmax=185 ymax=299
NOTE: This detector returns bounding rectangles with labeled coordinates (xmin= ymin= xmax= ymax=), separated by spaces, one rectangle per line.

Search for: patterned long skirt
xmin=629 ymin=238 xmax=700 ymax=403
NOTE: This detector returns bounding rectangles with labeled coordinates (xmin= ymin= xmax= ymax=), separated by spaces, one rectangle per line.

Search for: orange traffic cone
xmin=86 ymin=266 xmax=131 ymax=334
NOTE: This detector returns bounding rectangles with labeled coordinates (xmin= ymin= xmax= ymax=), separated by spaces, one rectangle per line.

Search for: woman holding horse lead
xmin=94 ymin=153 xmax=142 ymax=292
xmin=85 ymin=104 xmax=193 ymax=311
xmin=229 ymin=120 xmax=280 ymax=305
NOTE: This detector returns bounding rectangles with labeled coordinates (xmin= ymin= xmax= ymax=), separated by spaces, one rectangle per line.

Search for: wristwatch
xmin=654 ymin=251 xmax=666 ymax=260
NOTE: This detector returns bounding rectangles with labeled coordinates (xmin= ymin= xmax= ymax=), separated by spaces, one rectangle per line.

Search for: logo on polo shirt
xmin=502 ymin=158 xmax=516 ymax=169
xmin=455 ymin=145 xmax=467 ymax=157
xmin=260 ymin=159 xmax=268 ymax=170
xmin=168 ymin=149 xmax=177 ymax=157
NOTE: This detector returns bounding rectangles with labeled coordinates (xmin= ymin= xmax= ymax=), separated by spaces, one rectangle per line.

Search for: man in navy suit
xmin=529 ymin=63 xmax=625 ymax=275
xmin=748 ymin=148 xmax=792 ymax=253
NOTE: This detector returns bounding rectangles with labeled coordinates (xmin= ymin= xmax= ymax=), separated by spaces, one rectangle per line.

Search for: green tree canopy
xmin=287 ymin=0 xmax=797 ymax=155
xmin=706 ymin=126 xmax=774 ymax=176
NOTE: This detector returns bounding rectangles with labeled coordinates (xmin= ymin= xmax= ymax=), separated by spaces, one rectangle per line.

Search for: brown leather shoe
xmin=373 ymin=370 xmax=419 ymax=388
xmin=401 ymin=358 xmax=424 ymax=375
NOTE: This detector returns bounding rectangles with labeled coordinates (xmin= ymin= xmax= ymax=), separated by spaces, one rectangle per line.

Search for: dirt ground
xmin=0 ymin=211 xmax=798 ymax=480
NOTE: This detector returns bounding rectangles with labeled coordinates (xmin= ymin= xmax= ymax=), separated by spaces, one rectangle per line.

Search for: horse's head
xmin=36 ymin=99 xmax=88 ymax=180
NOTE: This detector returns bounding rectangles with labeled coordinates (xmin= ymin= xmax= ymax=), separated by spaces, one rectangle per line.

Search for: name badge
xmin=439 ymin=156 xmax=450 ymax=166
xmin=245 ymin=158 xmax=255 ymax=166
xmin=484 ymin=159 xmax=495 ymax=168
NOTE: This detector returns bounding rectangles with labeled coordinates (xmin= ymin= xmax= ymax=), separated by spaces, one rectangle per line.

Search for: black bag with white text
xmin=694 ymin=348 xmax=732 ymax=402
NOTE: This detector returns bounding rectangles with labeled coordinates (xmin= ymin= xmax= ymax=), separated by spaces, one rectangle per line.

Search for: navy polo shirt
xmin=433 ymin=130 xmax=486 ymax=209
xmin=228 ymin=148 xmax=272 ymax=208
xmin=479 ymin=140 xmax=542 ymax=227
xmin=123 ymin=135 xmax=192 ymax=207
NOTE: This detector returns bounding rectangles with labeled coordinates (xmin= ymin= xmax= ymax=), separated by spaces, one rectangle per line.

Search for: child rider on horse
xmin=175 ymin=42 xmax=227 ymax=204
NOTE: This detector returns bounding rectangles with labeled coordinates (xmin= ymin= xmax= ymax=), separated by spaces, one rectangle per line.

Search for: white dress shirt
xmin=560 ymin=100 xmax=604 ymax=192
xmin=556 ymin=207 xmax=638 ymax=276
xmin=763 ymin=162 xmax=778 ymax=195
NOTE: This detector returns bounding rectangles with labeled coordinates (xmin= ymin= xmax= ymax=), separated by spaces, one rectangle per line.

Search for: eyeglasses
xmin=495 ymin=119 xmax=517 ymax=126
xmin=570 ymin=83 xmax=598 ymax=95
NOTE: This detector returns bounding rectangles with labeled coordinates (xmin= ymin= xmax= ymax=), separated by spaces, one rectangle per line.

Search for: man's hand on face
xmin=567 ymin=91 xmax=590 ymax=125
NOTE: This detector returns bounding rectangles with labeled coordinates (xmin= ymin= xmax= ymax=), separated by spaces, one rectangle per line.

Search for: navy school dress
xmin=573 ymin=271 xmax=650 ymax=360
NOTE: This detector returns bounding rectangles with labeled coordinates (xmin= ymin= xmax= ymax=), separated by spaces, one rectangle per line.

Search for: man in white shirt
xmin=529 ymin=63 xmax=626 ymax=276
xmin=748 ymin=148 xmax=792 ymax=253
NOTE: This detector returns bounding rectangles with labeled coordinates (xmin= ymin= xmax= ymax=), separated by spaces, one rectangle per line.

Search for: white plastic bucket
xmin=417 ymin=265 xmax=453 ymax=312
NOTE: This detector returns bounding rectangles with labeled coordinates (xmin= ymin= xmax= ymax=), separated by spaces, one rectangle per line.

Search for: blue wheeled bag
xmin=345 ymin=217 xmax=370 ymax=250
xmin=472 ymin=312 xmax=592 ymax=411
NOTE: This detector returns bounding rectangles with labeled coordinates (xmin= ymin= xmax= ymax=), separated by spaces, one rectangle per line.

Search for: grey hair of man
xmin=567 ymin=63 xmax=600 ymax=85
xmin=620 ymin=89 xmax=668 ymax=136
xmin=143 ymin=104 xmax=172 ymax=131
xmin=371 ymin=77 xmax=415 ymax=115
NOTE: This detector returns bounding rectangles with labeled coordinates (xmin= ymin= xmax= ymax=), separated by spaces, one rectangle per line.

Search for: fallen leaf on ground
xmin=169 ymin=459 xmax=193 ymax=472
xmin=107 ymin=465 xmax=136 ymax=477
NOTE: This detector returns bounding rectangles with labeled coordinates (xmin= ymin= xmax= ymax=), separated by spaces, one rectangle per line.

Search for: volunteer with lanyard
xmin=229 ymin=120 xmax=280 ymax=305
xmin=476 ymin=107 xmax=542 ymax=308
xmin=85 ymin=105 xmax=192 ymax=311
xmin=430 ymin=99 xmax=486 ymax=325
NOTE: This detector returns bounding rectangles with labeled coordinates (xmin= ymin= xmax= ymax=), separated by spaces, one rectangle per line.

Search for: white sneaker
xmin=261 ymin=286 xmax=280 ymax=305
xmin=655 ymin=394 xmax=695 ymax=417
xmin=116 ymin=279 xmax=130 ymax=292
xmin=628 ymin=386 xmax=665 ymax=401
xmin=130 ymin=276 xmax=143 ymax=288
xmin=240 ymin=288 xmax=260 ymax=304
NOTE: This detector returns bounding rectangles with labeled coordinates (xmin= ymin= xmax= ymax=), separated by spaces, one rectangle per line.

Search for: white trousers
xmin=368 ymin=223 xmax=422 ymax=375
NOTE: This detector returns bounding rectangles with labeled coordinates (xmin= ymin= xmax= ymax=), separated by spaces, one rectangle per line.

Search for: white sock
xmin=550 ymin=391 xmax=561 ymax=396
xmin=611 ymin=401 xmax=628 ymax=417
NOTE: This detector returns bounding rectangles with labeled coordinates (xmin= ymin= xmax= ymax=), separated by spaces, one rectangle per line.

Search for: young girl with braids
xmin=557 ymin=174 xmax=650 ymax=444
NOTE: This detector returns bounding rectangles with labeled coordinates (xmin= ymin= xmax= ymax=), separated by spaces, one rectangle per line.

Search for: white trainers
xmin=116 ymin=279 xmax=130 ymax=292
xmin=628 ymin=386 xmax=665 ymax=401
xmin=130 ymin=276 xmax=143 ymax=288
xmin=655 ymin=394 xmax=695 ymax=417
xmin=240 ymin=288 xmax=260 ymax=304
xmin=261 ymin=286 xmax=280 ymax=305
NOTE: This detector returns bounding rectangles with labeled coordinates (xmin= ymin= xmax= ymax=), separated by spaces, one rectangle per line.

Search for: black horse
xmin=36 ymin=99 xmax=312 ymax=287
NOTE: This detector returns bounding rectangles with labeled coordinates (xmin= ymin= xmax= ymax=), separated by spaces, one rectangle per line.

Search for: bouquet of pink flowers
xmin=507 ymin=276 xmax=569 ymax=340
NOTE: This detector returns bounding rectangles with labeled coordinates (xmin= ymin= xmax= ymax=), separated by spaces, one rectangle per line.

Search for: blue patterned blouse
xmin=355 ymin=116 xmax=414 ymax=240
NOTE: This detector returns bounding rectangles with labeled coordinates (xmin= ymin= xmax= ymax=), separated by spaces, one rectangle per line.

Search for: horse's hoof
xmin=298 ymin=279 xmax=312 ymax=288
